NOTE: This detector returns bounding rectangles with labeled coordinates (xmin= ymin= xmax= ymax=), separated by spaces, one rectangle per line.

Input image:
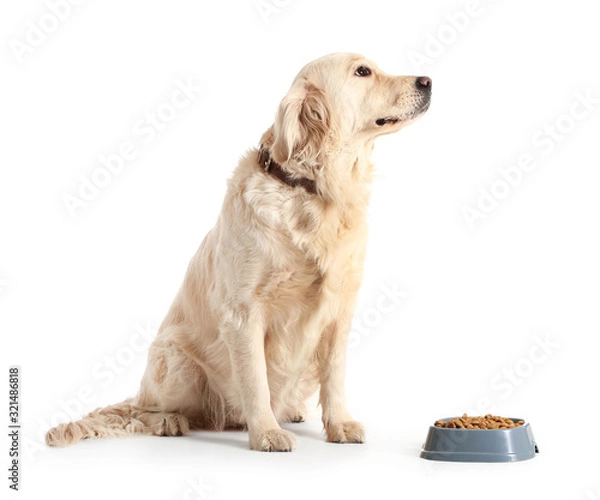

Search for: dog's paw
xmin=325 ymin=420 xmax=365 ymax=444
xmin=153 ymin=413 xmax=190 ymax=437
xmin=250 ymin=428 xmax=297 ymax=452
xmin=286 ymin=402 xmax=307 ymax=423
xmin=289 ymin=413 xmax=306 ymax=423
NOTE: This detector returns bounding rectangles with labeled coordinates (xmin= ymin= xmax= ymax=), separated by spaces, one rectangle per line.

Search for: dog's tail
xmin=45 ymin=399 xmax=190 ymax=447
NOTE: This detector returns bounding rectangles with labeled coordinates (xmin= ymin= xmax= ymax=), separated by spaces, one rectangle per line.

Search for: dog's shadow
xmin=282 ymin=423 xmax=324 ymax=441
xmin=185 ymin=423 xmax=324 ymax=450
xmin=187 ymin=430 xmax=248 ymax=450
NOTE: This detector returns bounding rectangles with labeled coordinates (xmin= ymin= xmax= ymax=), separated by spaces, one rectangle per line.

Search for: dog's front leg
xmin=221 ymin=310 xmax=296 ymax=452
xmin=317 ymin=318 xmax=365 ymax=444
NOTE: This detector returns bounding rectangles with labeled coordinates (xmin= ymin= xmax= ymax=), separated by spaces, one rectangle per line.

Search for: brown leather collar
xmin=258 ymin=147 xmax=317 ymax=195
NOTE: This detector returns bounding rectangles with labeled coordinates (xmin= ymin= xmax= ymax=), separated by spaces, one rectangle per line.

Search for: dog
xmin=46 ymin=53 xmax=431 ymax=452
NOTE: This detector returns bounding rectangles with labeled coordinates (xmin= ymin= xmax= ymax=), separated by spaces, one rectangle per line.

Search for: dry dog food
xmin=435 ymin=414 xmax=524 ymax=429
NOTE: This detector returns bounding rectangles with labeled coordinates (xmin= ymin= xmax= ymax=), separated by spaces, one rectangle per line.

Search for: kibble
xmin=435 ymin=414 xmax=524 ymax=430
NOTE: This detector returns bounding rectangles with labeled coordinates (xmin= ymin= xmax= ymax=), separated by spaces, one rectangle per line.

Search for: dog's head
xmin=270 ymin=53 xmax=431 ymax=165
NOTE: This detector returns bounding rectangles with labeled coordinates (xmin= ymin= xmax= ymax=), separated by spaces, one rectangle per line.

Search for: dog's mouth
xmin=376 ymin=100 xmax=430 ymax=126
xmin=376 ymin=117 xmax=401 ymax=126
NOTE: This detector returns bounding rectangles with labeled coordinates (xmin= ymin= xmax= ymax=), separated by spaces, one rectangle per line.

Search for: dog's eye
xmin=354 ymin=66 xmax=372 ymax=77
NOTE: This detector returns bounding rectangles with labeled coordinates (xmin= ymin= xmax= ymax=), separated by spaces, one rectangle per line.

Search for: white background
xmin=1 ymin=0 xmax=599 ymax=498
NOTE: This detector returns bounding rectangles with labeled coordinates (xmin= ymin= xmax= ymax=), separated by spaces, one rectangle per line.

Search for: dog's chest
xmin=254 ymin=196 xmax=368 ymax=365
xmin=263 ymin=207 xmax=367 ymax=316
xmin=261 ymin=243 xmax=358 ymax=344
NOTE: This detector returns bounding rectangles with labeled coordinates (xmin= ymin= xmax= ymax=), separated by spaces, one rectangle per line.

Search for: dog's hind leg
xmin=46 ymin=327 xmax=205 ymax=447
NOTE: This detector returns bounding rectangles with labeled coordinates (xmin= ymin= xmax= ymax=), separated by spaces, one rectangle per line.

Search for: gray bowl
xmin=420 ymin=417 xmax=539 ymax=462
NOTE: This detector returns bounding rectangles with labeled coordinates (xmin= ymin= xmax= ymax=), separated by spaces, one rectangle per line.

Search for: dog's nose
xmin=416 ymin=76 xmax=432 ymax=90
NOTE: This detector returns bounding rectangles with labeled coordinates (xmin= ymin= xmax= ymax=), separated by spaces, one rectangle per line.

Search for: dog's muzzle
xmin=376 ymin=76 xmax=432 ymax=126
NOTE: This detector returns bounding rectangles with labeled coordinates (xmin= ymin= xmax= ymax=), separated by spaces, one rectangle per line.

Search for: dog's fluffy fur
xmin=46 ymin=53 xmax=431 ymax=451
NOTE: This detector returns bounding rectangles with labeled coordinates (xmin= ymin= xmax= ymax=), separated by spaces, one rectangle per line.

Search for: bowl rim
xmin=429 ymin=416 xmax=528 ymax=431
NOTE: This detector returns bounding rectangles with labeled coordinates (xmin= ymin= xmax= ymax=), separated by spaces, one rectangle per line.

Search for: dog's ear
xmin=271 ymin=81 xmax=330 ymax=164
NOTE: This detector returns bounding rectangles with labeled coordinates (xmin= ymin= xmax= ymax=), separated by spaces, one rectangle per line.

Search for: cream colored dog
xmin=46 ymin=53 xmax=431 ymax=452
